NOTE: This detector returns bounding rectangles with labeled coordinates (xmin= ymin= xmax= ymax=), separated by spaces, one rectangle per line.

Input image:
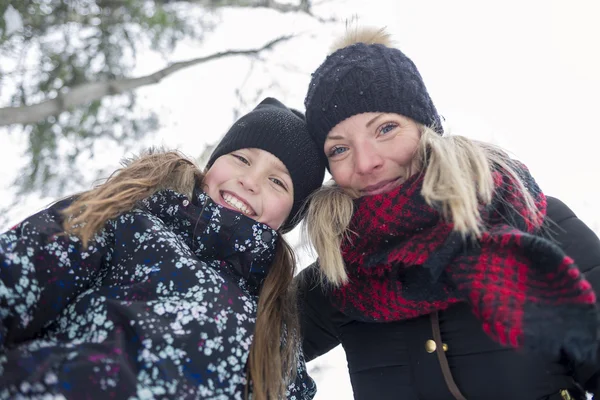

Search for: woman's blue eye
xmin=328 ymin=146 xmax=348 ymax=157
xmin=379 ymin=123 xmax=398 ymax=135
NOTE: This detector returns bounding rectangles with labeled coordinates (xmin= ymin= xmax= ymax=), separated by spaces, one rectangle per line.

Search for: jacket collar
xmin=139 ymin=188 xmax=278 ymax=294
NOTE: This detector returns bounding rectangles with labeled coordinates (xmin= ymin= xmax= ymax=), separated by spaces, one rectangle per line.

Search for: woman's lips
xmin=360 ymin=177 xmax=403 ymax=196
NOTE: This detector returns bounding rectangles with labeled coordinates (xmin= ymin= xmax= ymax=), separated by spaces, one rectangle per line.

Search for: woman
xmin=0 ymin=98 xmax=324 ymax=399
xmin=297 ymin=28 xmax=600 ymax=400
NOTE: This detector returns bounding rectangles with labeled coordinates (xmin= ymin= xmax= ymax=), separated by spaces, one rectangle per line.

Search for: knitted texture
xmin=305 ymin=43 xmax=443 ymax=165
xmin=208 ymin=97 xmax=326 ymax=232
xmin=332 ymin=163 xmax=599 ymax=363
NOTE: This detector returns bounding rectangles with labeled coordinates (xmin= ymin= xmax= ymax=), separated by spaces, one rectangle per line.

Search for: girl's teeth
xmin=223 ymin=193 xmax=252 ymax=215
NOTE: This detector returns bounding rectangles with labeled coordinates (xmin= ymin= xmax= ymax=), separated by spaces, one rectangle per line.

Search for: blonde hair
xmin=62 ymin=148 xmax=299 ymax=400
xmin=304 ymin=126 xmax=540 ymax=287
xmin=62 ymin=149 xmax=201 ymax=245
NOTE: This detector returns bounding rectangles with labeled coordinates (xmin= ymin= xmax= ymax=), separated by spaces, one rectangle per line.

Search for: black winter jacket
xmin=297 ymin=196 xmax=600 ymax=400
xmin=0 ymin=189 xmax=315 ymax=399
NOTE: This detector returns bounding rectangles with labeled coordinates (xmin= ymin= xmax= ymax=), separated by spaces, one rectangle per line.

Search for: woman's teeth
xmin=222 ymin=193 xmax=254 ymax=215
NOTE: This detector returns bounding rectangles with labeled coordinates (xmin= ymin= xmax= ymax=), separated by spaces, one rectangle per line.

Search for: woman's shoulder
xmin=296 ymin=263 xmax=329 ymax=296
xmin=545 ymin=195 xmax=600 ymax=275
xmin=546 ymin=196 xmax=577 ymax=223
xmin=296 ymin=262 xmax=347 ymax=321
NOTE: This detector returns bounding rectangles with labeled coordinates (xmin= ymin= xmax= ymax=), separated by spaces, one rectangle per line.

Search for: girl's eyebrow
xmin=267 ymin=159 xmax=291 ymax=177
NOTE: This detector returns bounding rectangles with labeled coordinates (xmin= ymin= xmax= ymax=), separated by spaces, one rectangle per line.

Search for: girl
xmin=297 ymin=27 xmax=600 ymax=400
xmin=0 ymin=97 xmax=324 ymax=399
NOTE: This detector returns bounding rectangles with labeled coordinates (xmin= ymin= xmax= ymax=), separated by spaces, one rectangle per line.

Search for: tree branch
xmin=0 ymin=35 xmax=293 ymax=127
xmin=169 ymin=0 xmax=311 ymax=14
xmin=197 ymin=0 xmax=336 ymax=22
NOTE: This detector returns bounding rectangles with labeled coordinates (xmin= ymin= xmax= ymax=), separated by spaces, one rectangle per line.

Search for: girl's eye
xmin=232 ymin=154 xmax=250 ymax=165
xmin=379 ymin=123 xmax=398 ymax=135
xmin=328 ymin=146 xmax=348 ymax=158
xmin=270 ymin=177 xmax=287 ymax=190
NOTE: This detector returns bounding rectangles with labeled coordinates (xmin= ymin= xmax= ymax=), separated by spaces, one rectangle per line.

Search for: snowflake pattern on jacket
xmin=0 ymin=188 xmax=316 ymax=399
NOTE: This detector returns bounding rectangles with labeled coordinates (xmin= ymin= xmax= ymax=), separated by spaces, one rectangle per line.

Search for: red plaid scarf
xmin=332 ymin=164 xmax=599 ymax=362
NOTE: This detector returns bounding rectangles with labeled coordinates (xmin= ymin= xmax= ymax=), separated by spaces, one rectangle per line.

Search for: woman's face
xmin=324 ymin=112 xmax=421 ymax=196
xmin=204 ymin=148 xmax=294 ymax=230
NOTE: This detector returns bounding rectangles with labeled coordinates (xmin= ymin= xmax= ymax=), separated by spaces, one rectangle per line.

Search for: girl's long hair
xmin=304 ymin=127 xmax=540 ymax=287
xmin=62 ymin=148 xmax=299 ymax=399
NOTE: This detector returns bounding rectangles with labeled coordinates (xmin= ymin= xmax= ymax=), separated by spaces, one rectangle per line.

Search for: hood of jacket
xmin=138 ymin=187 xmax=279 ymax=294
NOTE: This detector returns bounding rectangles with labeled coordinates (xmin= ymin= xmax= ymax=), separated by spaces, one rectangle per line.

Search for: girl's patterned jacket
xmin=0 ymin=188 xmax=316 ymax=399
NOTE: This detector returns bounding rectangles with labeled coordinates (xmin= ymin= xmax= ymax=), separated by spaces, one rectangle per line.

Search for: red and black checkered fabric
xmin=331 ymin=163 xmax=599 ymax=362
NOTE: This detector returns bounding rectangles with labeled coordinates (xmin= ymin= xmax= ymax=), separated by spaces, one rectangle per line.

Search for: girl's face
xmin=324 ymin=112 xmax=421 ymax=196
xmin=204 ymin=148 xmax=294 ymax=230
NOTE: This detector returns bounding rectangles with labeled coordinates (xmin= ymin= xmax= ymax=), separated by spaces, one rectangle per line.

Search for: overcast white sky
xmin=1 ymin=0 xmax=599 ymax=398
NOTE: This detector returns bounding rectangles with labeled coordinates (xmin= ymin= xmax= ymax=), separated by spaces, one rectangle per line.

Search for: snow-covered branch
xmin=0 ymin=35 xmax=293 ymax=126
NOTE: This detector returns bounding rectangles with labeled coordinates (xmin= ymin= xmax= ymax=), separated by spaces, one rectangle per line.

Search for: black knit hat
xmin=305 ymin=33 xmax=443 ymax=167
xmin=207 ymin=97 xmax=326 ymax=233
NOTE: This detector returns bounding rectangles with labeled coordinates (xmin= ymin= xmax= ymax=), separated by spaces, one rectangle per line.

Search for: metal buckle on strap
xmin=560 ymin=389 xmax=574 ymax=400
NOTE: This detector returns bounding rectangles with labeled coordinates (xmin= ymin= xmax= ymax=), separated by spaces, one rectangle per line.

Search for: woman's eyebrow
xmin=366 ymin=113 xmax=385 ymax=128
